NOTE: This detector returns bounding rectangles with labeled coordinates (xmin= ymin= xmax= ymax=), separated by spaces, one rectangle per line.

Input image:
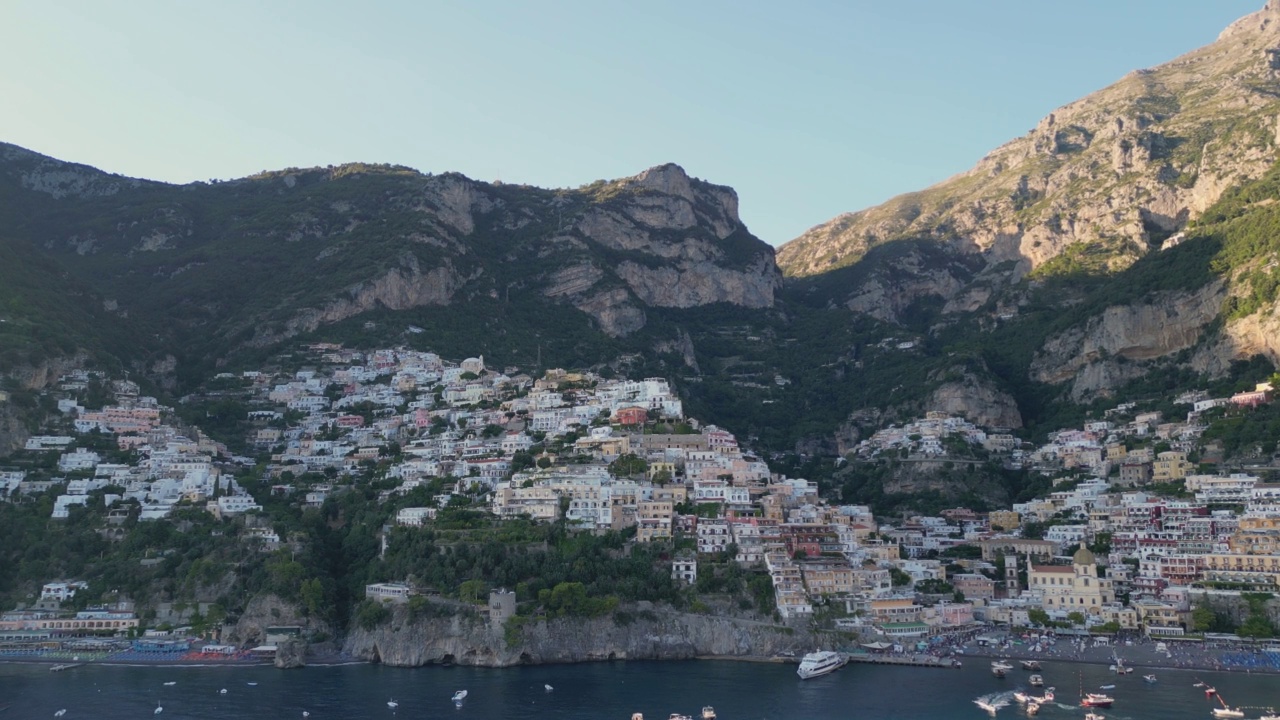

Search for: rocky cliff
xmin=1030 ymin=282 xmax=1228 ymax=401
xmin=778 ymin=1 xmax=1280 ymax=312
xmin=342 ymin=605 xmax=813 ymax=668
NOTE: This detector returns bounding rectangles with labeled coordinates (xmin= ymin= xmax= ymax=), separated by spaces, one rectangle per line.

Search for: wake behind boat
xmin=796 ymin=650 xmax=846 ymax=680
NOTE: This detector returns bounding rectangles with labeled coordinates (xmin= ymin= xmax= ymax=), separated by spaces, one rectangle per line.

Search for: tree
xmin=1191 ymin=604 xmax=1218 ymax=632
xmin=1028 ymin=608 xmax=1050 ymax=626
xmin=1067 ymin=611 xmax=1086 ymax=626
xmin=300 ymin=578 xmax=325 ymax=617
xmin=889 ymin=568 xmax=912 ymax=587
xmin=458 ymin=579 xmax=488 ymax=604
xmin=1239 ymin=614 xmax=1275 ymax=639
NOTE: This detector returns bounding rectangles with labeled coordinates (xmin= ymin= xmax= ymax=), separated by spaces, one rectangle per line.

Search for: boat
xmin=701 ymin=708 xmax=716 ymax=720
xmin=54 ymin=712 xmax=66 ymax=718
xmin=631 ymin=715 xmax=644 ymax=720
xmin=387 ymin=699 xmax=399 ymax=709
xmin=668 ymin=715 xmax=693 ymax=720
xmin=796 ymin=650 xmax=846 ymax=680
xmin=1205 ymin=686 xmax=1218 ymax=698
xmin=974 ymin=700 xmax=999 ymax=714
xmin=1081 ymin=693 xmax=1114 ymax=708
xmin=1258 ymin=711 xmax=1279 ymax=720
xmin=154 ymin=704 xmax=163 ymax=716
xmin=992 ymin=666 xmax=1007 ymax=678
xmin=1014 ymin=692 xmax=1031 ymax=704
xmin=1026 ymin=700 xmax=1041 ymax=716
xmin=1143 ymin=674 xmax=1156 ymax=683
xmin=163 ymin=681 xmax=176 ymax=686
xmin=1212 ymin=694 xmax=1244 ymax=719
xmin=1041 ymin=688 xmax=1056 ymax=703
xmin=1029 ymin=674 xmax=1044 ymax=687
xmin=1085 ymin=714 xmax=1105 ymax=720
xmin=247 ymin=682 xmax=258 ymax=686
xmin=991 ymin=660 xmax=1014 ymax=671
xmin=1021 ymin=660 xmax=1041 ymax=671
xmin=452 ymin=690 xmax=468 ymax=704
xmin=49 ymin=663 xmax=81 ymax=672
xmin=1100 ymin=684 xmax=1116 ymax=690
xmin=545 ymin=684 xmax=554 ymax=692
xmin=1108 ymin=656 xmax=1134 ymax=674
xmin=219 ymin=689 xmax=227 ymax=695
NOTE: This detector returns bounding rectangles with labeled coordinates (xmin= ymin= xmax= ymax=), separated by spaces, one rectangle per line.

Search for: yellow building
xmin=1230 ymin=514 xmax=1280 ymax=555
xmin=988 ymin=510 xmax=1021 ymax=532
xmin=1201 ymin=552 xmax=1280 ymax=586
xmin=1028 ymin=545 xmax=1115 ymax=616
xmin=800 ymin=561 xmax=855 ymax=596
xmin=1152 ymin=451 xmax=1193 ymax=483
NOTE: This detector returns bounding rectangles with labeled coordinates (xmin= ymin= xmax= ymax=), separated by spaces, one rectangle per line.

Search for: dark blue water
xmin=2 ymin=659 xmax=1277 ymax=719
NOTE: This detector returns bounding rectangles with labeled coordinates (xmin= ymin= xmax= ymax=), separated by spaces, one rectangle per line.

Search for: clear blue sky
xmin=0 ymin=0 xmax=1262 ymax=245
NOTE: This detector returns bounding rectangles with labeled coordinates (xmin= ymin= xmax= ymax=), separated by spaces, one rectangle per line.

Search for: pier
xmin=843 ymin=653 xmax=961 ymax=669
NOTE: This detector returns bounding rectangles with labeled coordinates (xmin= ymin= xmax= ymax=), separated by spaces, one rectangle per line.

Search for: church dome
xmin=1072 ymin=543 xmax=1095 ymax=566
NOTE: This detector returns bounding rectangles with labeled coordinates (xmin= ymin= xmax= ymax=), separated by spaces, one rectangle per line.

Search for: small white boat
xmin=54 ymin=711 xmax=67 ymax=718
xmin=1021 ymin=660 xmax=1041 ymax=671
xmin=1259 ymin=712 xmax=1279 ymax=720
xmin=545 ymin=684 xmax=554 ymax=692
xmin=1100 ymin=684 xmax=1115 ymax=690
xmin=247 ymin=682 xmax=258 ymax=686
xmin=387 ymin=699 xmax=399 ymax=709
xmin=154 ymin=705 xmax=163 ymax=715
xmin=1212 ymin=709 xmax=1245 ymax=720
xmin=163 ymin=681 xmax=176 ymax=686
xmin=701 ymin=707 xmax=716 ymax=720
xmin=1029 ymin=674 xmax=1044 ymax=687
xmin=219 ymin=688 xmax=227 ymax=695
xmin=974 ymin=700 xmax=999 ymax=714
xmin=1084 ymin=714 xmax=1105 ymax=720
xmin=1014 ymin=692 xmax=1030 ymax=704
xmin=668 ymin=715 xmax=693 ymax=720
xmin=303 ymin=713 xmax=311 ymax=718
xmin=1027 ymin=700 xmax=1041 ymax=716
xmin=1142 ymin=674 xmax=1156 ymax=683
xmin=452 ymin=690 xmax=468 ymax=704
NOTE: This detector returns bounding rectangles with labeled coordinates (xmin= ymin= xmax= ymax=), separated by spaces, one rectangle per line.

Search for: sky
xmin=0 ymin=1 xmax=1263 ymax=246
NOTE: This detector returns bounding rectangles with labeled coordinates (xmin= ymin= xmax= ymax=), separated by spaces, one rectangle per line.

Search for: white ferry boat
xmin=796 ymin=650 xmax=846 ymax=680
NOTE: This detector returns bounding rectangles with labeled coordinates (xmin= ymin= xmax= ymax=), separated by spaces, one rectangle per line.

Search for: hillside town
xmin=1 ymin=343 xmax=1279 ymax=662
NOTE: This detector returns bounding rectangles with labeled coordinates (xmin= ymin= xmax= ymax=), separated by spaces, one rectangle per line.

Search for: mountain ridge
xmin=777 ymin=0 xmax=1280 ymax=302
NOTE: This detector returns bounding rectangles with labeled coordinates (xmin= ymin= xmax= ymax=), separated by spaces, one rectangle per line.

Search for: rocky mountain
xmin=0 ymin=145 xmax=779 ymax=385
xmin=778 ymin=1 xmax=1280 ymax=318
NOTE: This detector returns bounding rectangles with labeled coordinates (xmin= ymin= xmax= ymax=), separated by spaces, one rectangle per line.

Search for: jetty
xmin=843 ymin=653 xmax=960 ymax=669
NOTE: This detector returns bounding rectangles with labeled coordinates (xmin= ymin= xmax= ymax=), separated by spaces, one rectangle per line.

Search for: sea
xmin=2 ymin=658 xmax=1277 ymax=720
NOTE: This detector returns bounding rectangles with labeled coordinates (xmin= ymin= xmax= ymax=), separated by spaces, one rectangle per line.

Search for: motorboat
xmin=154 ymin=705 xmax=163 ymax=716
xmin=991 ymin=660 xmax=1014 ymax=671
xmin=1013 ymin=692 xmax=1031 ymax=704
xmin=701 ymin=708 xmax=716 ymax=720
xmin=1026 ymin=700 xmax=1041 ymax=716
xmin=545 ymin=684 xmax=554 ymax=692
xmin=1100 ymin=684 xmax=1116 ymax=690
xmin=974 ymin=700 xmax=1000 ymax=714
xmin=796 ymin=650 xmax=846 ymax=680
xmin=452 ymin=690 xmax=468 ymax=704
xmin=1081 ymin=693 xmax=1114 ymax=708
xmin=668 ymin=715 xmax=693 ymax=720
xmin=1143 ymin=674 xmax=1156 ymax=683
xmin=1258 ymin=711 xmax=1279 ymax=720
xmin=1212 ymin=694 xmax=1244 ymax=719
xmin=387 ymin=699 xmax=399 ymax=709
xmin=163 ymin=681 xmax=176 ymax=686
xmin=1041 ymin=688 xmax=1056 ymax=703
xmin=1085 ymin=714 xmax=1105 ymax=720
xmin=219 ymin=689 xmax=227 ymax=695
xmin=1029 ymin=674 xmax=1045 ymax=687
xmin=1021 ymin=660 xmax=1041 ymax=671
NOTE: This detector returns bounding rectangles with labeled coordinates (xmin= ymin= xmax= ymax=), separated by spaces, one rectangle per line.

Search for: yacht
xmin=700 ymin=708 xmax=716 ymax=720
xmin=1029 ymin=674 xmax=1044 ymax=687
xmin=1081 ymin=693 xmax=1114 ymax=708
xmin=796 ymin=650 xmax=846 ymax=680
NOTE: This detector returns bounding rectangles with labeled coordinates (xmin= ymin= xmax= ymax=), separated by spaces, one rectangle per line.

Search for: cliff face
xmin=342 ymin=606 xmax=812 ymax=668
xmin=778 ymin=2 xmax=1280 ymax=315
xmin=1030 ymin=282 xmax=1228 ymax=400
